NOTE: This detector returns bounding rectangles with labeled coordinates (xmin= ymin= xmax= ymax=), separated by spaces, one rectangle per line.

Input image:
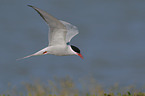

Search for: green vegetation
xmin=1 ymin=77 xmax=145 ymax=96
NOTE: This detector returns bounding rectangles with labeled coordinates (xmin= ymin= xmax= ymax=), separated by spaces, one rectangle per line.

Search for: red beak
xmin=77 ymin=53 xmax=84 ymax=59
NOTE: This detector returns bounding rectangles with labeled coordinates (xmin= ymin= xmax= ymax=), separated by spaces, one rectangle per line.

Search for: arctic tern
xmin=17 ymin=5 xmax=83 ymax=60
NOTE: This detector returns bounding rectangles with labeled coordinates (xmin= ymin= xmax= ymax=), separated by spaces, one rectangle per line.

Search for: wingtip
xmin=27 ymin=5 xmax=33 ymax=8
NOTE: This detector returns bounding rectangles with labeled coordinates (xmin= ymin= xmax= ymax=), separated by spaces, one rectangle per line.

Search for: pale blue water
xmin=0 ymin=0 xmax=145 ymax=92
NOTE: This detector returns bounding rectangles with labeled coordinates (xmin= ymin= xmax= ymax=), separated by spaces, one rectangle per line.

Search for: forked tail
xmin=16 ymin=54 xmax=34 ymax=60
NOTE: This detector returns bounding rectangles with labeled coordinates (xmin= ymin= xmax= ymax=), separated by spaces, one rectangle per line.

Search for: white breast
xmin=46 ymin=45 xmax=76 ymax=56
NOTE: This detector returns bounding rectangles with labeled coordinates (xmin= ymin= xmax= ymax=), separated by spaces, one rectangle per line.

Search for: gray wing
xmin=59 ymin=20 xmax=79 ymax=43
xmin=28 ymin=5 xmax=67 ymax=46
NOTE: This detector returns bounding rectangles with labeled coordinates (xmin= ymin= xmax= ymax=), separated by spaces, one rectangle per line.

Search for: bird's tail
xmin=16 ymin=54 xmax=35 ymax=60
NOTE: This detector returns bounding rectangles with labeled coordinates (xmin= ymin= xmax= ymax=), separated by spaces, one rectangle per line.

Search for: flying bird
xmin=17 ymin=5 xmax=83 ymax=60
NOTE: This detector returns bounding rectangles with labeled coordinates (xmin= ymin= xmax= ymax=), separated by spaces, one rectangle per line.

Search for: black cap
xmin=71 ymin=45 xmax=80 ymax=53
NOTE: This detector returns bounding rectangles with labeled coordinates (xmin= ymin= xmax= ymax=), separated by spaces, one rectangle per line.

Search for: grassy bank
xmin=1 ymin=77 xmax=145 ymax=96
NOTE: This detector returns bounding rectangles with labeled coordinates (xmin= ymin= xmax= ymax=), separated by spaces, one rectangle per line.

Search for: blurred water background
xmin=0 ymin=0 xmax=145 ymax=92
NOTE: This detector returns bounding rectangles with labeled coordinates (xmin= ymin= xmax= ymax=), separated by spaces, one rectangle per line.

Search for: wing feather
xmin=28 ymin=5 xmax=67 ymax=46
xmin=59 ymin=20 xmax=79 ymax=43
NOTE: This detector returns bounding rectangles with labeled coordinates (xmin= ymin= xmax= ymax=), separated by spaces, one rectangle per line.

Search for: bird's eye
xmin=43 ymin=51 xmax=47 ymax=54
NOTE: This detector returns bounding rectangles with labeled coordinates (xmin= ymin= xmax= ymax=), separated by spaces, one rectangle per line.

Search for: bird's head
xmin=70 ymin=45 xmax=83 ymax=59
